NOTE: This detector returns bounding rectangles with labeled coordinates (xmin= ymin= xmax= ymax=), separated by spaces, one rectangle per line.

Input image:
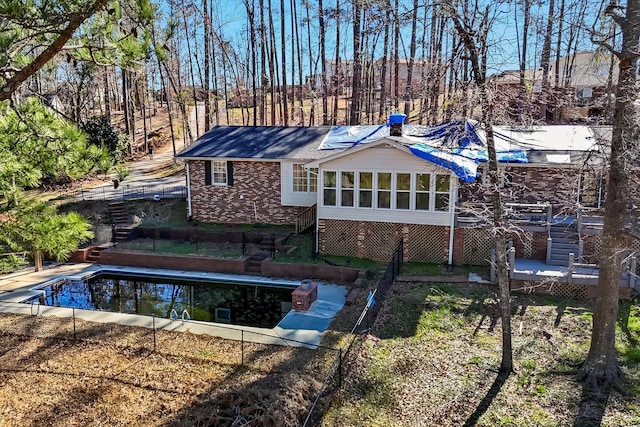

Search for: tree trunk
xmin=392 ymin=0 xmax=400 ymax=109
xmin=518 ymin=0 xmax=532 ymax=121
xmin=403 ymin=0 xmax=418 ymax=118
xmin=377 ymin=1 xmax=390 ymax=122
xmin=539 ymin=0 xmax=554 ymax=122
xmin=203 ymin=0 xmax=211 ymax=131
xmin=279 ymin=0 xmax=288 ymax=125
xmin=331 ymin=0 xmax=341 ymax=125
xmin=318 ymin=0 xmax=328 ymax=124
xmin=448 ymin=3 xmax=513 ymax=374
xmin=350 ymin=0 xmax=363 ymax=125
xmin=577 ymin=0 xmax=640 ymax=393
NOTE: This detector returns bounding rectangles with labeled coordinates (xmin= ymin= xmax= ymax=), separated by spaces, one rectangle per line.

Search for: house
xmin=175 ymin=126 xmax=331 ymax=226
xmin=490 ymin=51 xmax=619 ymax=122
xmin=176 ymin=117 xmax=636 ymax=270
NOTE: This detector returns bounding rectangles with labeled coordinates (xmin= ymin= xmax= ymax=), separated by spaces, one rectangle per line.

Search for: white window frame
xmin=322 ymin=170 xmax=337 ymax=206
xmin=319 ymin=168 xmax=453 ymax=212
xmin=211 ymin=160 xmax=228 ymax=185
xmin=292 ymin=164 xmax=318 ymax=193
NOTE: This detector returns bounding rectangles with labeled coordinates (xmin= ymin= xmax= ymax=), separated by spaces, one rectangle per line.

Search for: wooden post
xmin=629 ymin=256 xmax=637 ymax=288
xmin=490 ymin=248 xmax=496 ymax=282
xmin=508 ymin=247 xmax=516 ymax=279
xmin=568 ymin=253 xmax=574 ymax=284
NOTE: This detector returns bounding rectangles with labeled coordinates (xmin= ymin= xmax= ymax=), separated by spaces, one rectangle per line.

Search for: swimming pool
xmin=28 ymin=271 xmax=295 ymax=328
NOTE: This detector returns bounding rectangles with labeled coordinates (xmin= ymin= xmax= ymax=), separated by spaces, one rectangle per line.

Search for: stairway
xmin=245 ymin=234 xmax=276 ymax=275
xmin=86 ymin=246 xmax=109 ymax=263
xmin=548 ymin=222 xmax=580 ymax=266
xmin=108 ymin=201 xmax=134 ymax=242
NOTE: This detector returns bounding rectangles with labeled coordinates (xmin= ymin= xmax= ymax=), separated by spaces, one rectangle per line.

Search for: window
xmin=293 ymin=164 xmax=318 ymax=192
xmin=359 ymin=172 xmax=373 ymax=208
xmin=396 ymin=173 xmax=411 ymax=209
xmin=205 ymin=160 xmax=231 ymax=185
xmin=415 ymin=173 xmax=431 ymax=210
xmin=323 ymin=171 xmax=336 ymax=206
xmin=434 ymin=174 xmax=450 ymax=211
xmin=319 ymin=168 xmax=453 ymax=212
xmin=309 ymin=168 xmax=318 ymax=192
xmin=341 ymin=171 xmax=355 ymax=207
xmin=377 ymin=172 xmax=391 ymax=209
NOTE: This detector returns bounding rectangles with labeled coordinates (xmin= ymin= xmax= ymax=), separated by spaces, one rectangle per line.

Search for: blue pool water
xmin=30 ymin=273 xmax=294 ymax=328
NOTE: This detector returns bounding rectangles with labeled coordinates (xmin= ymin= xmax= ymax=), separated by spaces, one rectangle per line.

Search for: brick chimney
xmin=388 ymin=113 xmax=406 ymax=136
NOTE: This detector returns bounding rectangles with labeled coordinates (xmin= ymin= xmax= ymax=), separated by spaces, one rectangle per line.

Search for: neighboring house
xmin=176 ymin=117 xmax=634 ymax=268
xmin=490 ymin=51 xmax=619 ymax=122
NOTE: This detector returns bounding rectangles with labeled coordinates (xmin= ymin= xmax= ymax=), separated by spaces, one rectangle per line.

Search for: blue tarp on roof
xmin=452 ymin=148 xmax=529 ymax=163
xmin=409 ymin=144 xmax=479 ymax=183
xmin=407 ymin=119 xmax=484 ymax=148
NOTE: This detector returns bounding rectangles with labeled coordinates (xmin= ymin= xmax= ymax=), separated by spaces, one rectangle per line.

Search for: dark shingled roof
xmin=176 ymin=126 xmax=333 ymax=160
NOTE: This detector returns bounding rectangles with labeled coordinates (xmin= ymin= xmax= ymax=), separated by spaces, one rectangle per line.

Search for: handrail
xmin=295 ymin=204 xmax=317 ymax=234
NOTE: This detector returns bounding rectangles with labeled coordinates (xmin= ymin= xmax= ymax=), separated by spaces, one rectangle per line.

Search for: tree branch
xmin=0 ymin=0 xmax=110 ymax=101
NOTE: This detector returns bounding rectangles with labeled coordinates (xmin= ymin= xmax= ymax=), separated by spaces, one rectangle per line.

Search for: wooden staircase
xmin=548 ymin=222 xmax=580 ymax=266
xmin=108 ymin=201 xmax=134 ymax=242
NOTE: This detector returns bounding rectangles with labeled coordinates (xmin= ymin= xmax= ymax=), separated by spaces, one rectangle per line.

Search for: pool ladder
xmin=169 ymin=309 xmax=191 ymax=321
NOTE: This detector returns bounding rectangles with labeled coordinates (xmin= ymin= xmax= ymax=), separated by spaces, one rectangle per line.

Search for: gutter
xmin=186 ymin=162 xmax=193 ymax=218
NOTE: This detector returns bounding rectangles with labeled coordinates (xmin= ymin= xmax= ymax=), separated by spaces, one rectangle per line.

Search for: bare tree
xmin=577 ymin=0 xmax=640 ymax=393
xmin=445 ymin=0 xmax=514 ymax=375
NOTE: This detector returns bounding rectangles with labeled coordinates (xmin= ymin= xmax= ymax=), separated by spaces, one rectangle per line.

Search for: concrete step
xmin=551 ymin=243 xmax=579 ymax=251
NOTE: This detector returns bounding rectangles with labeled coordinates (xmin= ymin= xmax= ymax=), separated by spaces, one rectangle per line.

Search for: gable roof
xmin=176 ymin=126 xmax=332 ymax=160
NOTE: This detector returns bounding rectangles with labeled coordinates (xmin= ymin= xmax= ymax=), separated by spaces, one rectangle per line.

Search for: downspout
xmin=186 ymin=162 xmax=193 ymax=218
xmin=447 ymin=181 xmax=457 ymax=266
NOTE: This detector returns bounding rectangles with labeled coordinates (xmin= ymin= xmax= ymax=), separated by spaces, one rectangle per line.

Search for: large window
xmin=293 ymin=164 xmax=318 ymax=192
xmin=377 ymin=172 xmax=391 ymax=209
xmin=415 ymin=173 xmax=431 ymax=210
xmin=320 ymin=169 xmax=452 ymax=212
xmin=358 ymin=172 xmax=373 ymax=208
xmin=396 ymin=173 xmax=411 ymax=210
xmin=434 ymin=174 xmax=450 ymax=211
xmin=341 ymin=171 xmax=355 ymax=207
xmin=323 ymin=171 xmax=337 ymax=206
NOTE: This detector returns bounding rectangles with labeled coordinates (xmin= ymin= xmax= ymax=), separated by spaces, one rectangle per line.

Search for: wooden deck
xmin=510 ymin=258 xmax=639 ymax=292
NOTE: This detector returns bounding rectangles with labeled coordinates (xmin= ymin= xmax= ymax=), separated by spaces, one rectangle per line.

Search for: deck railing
xmin=456 ymin=202 xmax=552 ymax=228
xmin=294 ymin=204 xmax=317 ymax=234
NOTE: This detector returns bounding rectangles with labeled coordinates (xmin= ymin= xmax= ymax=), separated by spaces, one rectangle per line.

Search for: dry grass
xmin=323 ymin=282 xmax=640 ymax=426
xmin=0 ymin=313 xmax=337 ymax=426
xmin=2 ymin=276 xmax=638 ymax=426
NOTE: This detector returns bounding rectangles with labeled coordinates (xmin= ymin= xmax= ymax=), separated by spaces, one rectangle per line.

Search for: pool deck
xmin=0 ymin=263 xmax=347 ymax=349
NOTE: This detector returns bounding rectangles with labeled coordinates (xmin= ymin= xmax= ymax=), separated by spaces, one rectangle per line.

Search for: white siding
xmin=280 ymin=160 xmax=317 ymax=206
xmin=317 ymin=145 xmax=457 ymax=226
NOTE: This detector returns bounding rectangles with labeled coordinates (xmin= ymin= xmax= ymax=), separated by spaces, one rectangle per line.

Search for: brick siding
xmin=459 ymin=166 xmax=580 ymax=211
xmin=189 ymin=160 xmax=303 ymax=224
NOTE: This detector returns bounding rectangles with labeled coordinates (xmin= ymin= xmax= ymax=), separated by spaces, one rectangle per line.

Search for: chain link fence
xmin=56 ymin=184 xmax=186 ymax=201
xmin=303 ymin=239 xmax=404 ymax=426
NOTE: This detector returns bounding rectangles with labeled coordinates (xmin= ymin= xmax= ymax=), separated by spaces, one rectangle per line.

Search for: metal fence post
xmin=152 ymin=315 xmax=156 ymax=351
xmin=271 ymin=233 xmax=276 ymax=259
xmin=241 ymin=330 xmax=245 ymax=365
xmin=72 ymin=307 xmax=76 ymax=340
xmin=338 ymin=348 xmax=342 ymax=387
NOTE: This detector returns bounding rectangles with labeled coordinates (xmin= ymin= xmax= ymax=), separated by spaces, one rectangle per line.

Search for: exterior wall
xmin=457 ymin=228 xmax=547 ymax=266
xmin=280 ymin=160 xmax=317 ymax=207
xmin=189 ymin=160 xmax=304 ymax=224
xmin=459 ymin=165 xmax=580 ymax=211
xmin=318 ymin=145 xmax=456 ymax=226
xmin=319 ymin=219 xmax=449 ymax=262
